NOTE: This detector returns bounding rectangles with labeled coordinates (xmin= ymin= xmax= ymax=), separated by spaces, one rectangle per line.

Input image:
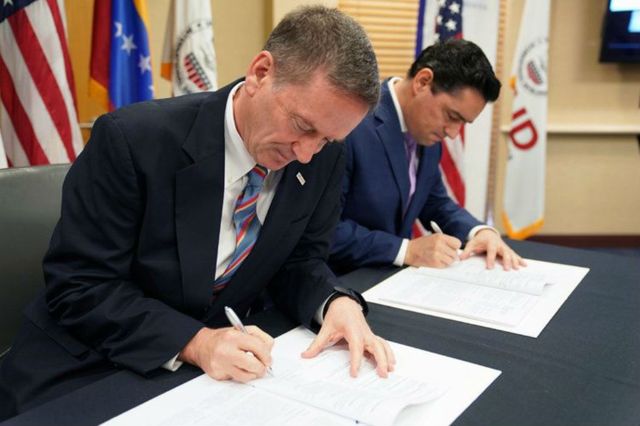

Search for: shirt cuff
xmin=467 ymin=225 xmax=499 ymax=241
xmin=394 ymin=239 xmax=410 ymax=266
xmin=314 ymin=295 xmax=332 ymax=325
xmin=162 ymin=353 xmax=183 ymax=372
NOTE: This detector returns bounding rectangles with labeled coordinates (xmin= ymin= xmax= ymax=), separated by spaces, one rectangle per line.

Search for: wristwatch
xmin=323 ymin=286 xmax=369 ymax=317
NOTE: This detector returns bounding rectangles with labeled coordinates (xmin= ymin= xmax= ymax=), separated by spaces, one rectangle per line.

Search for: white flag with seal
xmin=502 ymin=0 xmax=550 ymax=239
xmin=161 ymin=0 xmax=218 ymax=96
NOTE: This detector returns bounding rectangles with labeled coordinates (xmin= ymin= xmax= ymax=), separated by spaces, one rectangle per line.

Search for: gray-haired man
xmin=0 ymin=6 xmax=394 ymax=420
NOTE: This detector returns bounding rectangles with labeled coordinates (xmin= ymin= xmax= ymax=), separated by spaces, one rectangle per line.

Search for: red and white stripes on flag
xmin=0 ymin=0 xmax=83 ymax=168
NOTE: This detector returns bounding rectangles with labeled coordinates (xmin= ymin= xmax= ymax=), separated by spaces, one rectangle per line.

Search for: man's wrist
xmin=468 ymin=225 xmax=499 ymax=241
xmin=322 ymin=287 xmax=369 ymax=318
xmin=178 ymin=327 xmax=208 ymax=365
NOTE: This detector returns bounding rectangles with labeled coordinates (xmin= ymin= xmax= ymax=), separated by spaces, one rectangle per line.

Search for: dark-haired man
xmin=0 ymin=6 xmax=394 ymax=420
xmin=330 ymin=39 xmax=525 ymax=274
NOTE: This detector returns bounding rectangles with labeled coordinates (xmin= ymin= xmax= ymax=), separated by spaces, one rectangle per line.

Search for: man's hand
xmin=405 ymin=234 xmax=462 ymax=268
xmin=460 ymin=229 xmax=527 ymax=270
xmin=301 ymin=297 xmax=395 ymax=378
xmin=179 ymin=326 xmax=274 ymax=382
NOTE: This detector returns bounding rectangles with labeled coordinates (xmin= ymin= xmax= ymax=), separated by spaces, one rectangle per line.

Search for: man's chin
xmin=420 ymin=137 xmax=440 ymax=146
xmin=262 ymin=154 xmax=291 ymax=170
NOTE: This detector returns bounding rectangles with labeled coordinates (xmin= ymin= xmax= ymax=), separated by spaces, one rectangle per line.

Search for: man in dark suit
xmin=0 ymin=6 xmax=394 ymax=419
xmin=330 ymin=39 xmax=525 ymax=274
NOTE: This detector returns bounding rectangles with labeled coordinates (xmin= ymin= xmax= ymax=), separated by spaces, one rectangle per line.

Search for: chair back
xmin=0 ymin=164 xmax=70 ymax=355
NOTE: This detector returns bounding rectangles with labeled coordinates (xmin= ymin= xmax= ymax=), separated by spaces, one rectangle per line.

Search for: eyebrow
xmin=292 ymin=112 xmax=337 ymax=140
xmin=451 ymin=110 xmax=472 ymax=124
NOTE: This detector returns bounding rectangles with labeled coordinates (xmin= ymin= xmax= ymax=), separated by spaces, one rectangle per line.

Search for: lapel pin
xmin=296 ymin=172 xmax=306 ymax=186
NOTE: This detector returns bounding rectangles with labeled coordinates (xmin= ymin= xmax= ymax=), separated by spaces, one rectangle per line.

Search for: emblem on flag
xmin=516 ymin=37 xmax=548 ymax=96
xmin=174 ymin=20 xmax=217 ymax=94
xmin=161 ymin=0 xmax=218 ymax=96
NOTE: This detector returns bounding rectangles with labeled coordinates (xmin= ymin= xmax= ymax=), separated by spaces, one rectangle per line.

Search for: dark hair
xmin=264 ymin=6 xmax=380 ymax=110
xmin=408 ymin=39 xmax=501 ymax=102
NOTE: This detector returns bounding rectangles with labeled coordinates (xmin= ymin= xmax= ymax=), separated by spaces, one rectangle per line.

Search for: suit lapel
xmin=175 ymin=87 xmax=231 ymax=314
xmin=375 ymin=81 xmax=410 ymax=223
xmin=375 ymin=83 xmax=410 ymax=214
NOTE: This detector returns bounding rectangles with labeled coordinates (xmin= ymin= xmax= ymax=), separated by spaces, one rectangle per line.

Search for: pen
xmin=430 ymin=220 xmax=460 ymax=261
xmin=224 ymin=306 xmax=274 ymax=376
xmin=430 ymin=220 xmax=444 ymax=234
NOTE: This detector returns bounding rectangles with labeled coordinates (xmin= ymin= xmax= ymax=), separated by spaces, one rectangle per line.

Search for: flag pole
xmin=484 ymin=0 xmax=508 ymax=227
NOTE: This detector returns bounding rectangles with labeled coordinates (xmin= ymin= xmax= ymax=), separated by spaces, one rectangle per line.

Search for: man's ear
xmin=412 ymin=67 xmax=434 ymax=94
xmin=244 ymin=51 xmax=275 ymax=96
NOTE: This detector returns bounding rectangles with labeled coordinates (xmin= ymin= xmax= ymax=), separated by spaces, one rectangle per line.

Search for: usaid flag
xmin=502 ymin=0 xmax=550 ymax=239
xmin=161 ymin=0 xmax=218 ymax=96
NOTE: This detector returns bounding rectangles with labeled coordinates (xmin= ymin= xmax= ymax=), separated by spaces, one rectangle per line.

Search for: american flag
xmin=0 ymin=0 xmax=83 ymax=168
xmin=435 ymin=0 xmax=465 ymax=207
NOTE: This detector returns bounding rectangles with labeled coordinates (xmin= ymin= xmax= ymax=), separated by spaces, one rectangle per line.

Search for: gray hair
xmin=264 ymin=5 xmax=380 ymax=110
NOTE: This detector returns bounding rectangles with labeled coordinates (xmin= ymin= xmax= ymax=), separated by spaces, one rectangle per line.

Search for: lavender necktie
xmin=404 ymin=133 xmax=418 ymax=204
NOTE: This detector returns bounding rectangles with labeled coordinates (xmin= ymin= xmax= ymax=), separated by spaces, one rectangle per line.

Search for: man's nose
xmin=293 ymin=136 xmax=322 ymax=164
xmin=444 ymin=123 xmax=462 ymax=139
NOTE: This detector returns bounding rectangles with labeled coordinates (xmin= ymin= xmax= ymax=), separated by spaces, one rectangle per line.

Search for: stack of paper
xmin=364 ymin=256 xmax=589 ymax=337
xmin=103 ymin=327 xmax=501 ymax=426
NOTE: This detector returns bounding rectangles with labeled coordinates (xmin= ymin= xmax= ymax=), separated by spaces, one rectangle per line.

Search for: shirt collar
xmin=387 ymin=77 xmax=408 ymax=133
xmin=224 ymin=81 xmax=265 ymax=186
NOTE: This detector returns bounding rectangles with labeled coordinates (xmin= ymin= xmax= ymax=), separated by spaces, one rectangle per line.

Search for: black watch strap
xmin=323 ymin=286 xmax=369 ymax=318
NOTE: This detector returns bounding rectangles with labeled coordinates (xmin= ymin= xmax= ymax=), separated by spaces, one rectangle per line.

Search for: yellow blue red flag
xmin=90 ymin=0 xmax=154 ymax=111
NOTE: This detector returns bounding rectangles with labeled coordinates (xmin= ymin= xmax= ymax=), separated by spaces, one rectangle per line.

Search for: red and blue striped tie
xmin=213 ymin=165 xmax=268 ymax=296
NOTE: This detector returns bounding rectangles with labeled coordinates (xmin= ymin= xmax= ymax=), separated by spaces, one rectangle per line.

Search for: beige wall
xmin=495 ymin=0 xmax=640 ymax=235
xmin=272 ymin=0 xmax=336 ymax=25
xmin=66 ymin=0 xmax=640 ymax=235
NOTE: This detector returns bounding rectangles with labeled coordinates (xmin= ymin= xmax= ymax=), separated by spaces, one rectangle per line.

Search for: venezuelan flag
xmin=89 ymin=0 xmax=153 ymax=111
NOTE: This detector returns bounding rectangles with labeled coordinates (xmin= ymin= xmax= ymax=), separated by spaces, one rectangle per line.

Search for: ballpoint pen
xmin=224 ymin=306 xmax=274 ymax=376
xmin=430 ymin=220 xmax=460 ymax=261
xmin=430 ymin=220 xmax=444 ymax=235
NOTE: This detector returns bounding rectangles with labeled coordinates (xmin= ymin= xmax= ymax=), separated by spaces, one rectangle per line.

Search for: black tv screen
xmin=600 ymin=0 xmax=640 ymax=63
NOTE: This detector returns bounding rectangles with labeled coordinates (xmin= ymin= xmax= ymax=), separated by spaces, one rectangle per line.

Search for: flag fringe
xmin=501 ymin=212 xmax=544 ymax=240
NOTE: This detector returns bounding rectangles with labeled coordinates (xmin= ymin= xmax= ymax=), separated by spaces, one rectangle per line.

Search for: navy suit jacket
xmin=329 ymin=81 xmax=481 ymax=272
xmin=0 ymin=81 xmax=344 ymax=417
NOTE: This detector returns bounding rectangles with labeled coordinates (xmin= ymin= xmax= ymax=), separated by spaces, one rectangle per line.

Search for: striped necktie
xmin=213 ymin=165 xmax=268 ymax=296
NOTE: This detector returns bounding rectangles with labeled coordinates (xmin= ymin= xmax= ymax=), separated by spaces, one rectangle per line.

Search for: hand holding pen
xmin=403 ymin=220 xmax=462 ymax=268
xmin=225 ymin=306 xmax=274 ymax=376
xmin=178 ymin=308 xmax=274 ymax=382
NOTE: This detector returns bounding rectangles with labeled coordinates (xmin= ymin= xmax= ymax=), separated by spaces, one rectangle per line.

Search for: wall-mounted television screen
xmin=600 ymin=0 xmax=640 ymax=63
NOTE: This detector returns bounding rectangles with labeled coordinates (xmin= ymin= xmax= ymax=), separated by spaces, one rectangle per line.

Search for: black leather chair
xmin=0 ymin=164 xmax=70 ymax=358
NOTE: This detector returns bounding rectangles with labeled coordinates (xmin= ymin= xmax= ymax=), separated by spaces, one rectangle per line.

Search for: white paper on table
xmin=102 ymin=327 xmax=500 ymax=426
xmin=364 ymin=256 xmax=589 ymax=337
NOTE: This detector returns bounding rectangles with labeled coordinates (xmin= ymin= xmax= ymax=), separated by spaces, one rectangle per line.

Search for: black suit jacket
xmin=0 ymin=81 xmax=343 ymax=417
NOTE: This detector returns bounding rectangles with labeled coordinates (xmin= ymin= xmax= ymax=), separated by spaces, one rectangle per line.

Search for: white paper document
xmin=364 ymin=256 xmax=589 ymax=337
xmin=103 ymin=327 xmax=500 ymax=426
